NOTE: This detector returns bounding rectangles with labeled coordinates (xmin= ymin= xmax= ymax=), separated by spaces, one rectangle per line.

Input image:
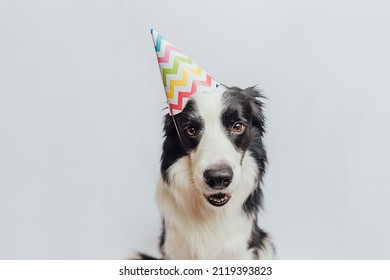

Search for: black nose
xmin=204 ymin=165 xmax=233 ymax=189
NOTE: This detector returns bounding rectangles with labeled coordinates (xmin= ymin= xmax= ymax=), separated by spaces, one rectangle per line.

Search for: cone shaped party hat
xmin=151 ymin=29 xmax=220 ymax=116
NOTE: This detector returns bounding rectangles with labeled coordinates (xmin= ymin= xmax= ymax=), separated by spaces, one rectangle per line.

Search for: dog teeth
xmin=204 ymin=192 xmax=231 ymax=206
xmin=209 ymin=193 xmax=227 ymax=202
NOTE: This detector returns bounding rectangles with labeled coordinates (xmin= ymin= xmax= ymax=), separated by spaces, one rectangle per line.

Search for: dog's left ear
xmin=242 ymin=86 xmax=266 ymax=134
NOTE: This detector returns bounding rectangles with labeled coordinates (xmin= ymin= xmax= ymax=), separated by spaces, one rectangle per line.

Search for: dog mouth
xmin=204 ymin=192 xmax=231 ymax=207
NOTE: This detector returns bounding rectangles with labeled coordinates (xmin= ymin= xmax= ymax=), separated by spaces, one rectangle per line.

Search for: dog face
xmin=161 ymin=85 xmax=266 ymax=209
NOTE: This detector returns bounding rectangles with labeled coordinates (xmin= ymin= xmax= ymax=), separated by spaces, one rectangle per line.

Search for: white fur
xmin=155 ymin=87 xmax=274 ymax=260
xmin=190 ymin=88 xmax=244 ymax=199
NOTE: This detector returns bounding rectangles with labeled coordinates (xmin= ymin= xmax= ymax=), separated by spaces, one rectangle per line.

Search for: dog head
xmin=161 ymin=85 xmax=266 ymax=208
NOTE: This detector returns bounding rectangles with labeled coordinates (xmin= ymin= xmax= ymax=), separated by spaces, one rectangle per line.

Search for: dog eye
xmin=231 ymin=122 xmax=245 ymax=134
xmin=185 ymin=126 xmax=197 ymax=137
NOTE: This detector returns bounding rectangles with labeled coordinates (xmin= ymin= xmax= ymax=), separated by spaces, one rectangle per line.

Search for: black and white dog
xmin=136 ymin=85 xmax=274 ymax=259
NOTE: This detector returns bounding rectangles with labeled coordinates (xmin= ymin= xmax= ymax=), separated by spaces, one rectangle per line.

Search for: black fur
xmin=134 ymin=252 xmax=160 ymax=260
xmin=221 ymin=90 xmax=253 ymax=153
xmin=160 ymin=115 xmax=186 ymax=182
xmin=248 ymin=221 xmax=271 ymax=257
xmin=159 ymin=219 xmax=166 ymax=257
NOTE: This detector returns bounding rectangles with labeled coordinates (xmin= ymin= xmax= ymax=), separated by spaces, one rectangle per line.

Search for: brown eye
xmin=231 ymin=122 xmax=245 ymax=134
xmin=185 ymin=126 xmax=196 ymax=136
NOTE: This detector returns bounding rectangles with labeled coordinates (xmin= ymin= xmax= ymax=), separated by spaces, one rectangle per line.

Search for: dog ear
xmin=242 ymin=86 xmax=266 ymax=135
xmin=163 ymin=113 xmax=177 ymax=137
xmin=161 ymin=114 xmax=187 ymax=182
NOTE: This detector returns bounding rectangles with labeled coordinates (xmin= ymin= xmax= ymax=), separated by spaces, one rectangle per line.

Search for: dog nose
xmin=204 ymin=166 xmax=233 ymax=189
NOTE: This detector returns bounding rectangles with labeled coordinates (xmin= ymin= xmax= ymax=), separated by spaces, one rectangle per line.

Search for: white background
xmin=1 ymin=0 xmax=389 ymax=259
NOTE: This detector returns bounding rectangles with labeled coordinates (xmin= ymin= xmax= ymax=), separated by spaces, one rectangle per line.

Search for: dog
xmin=135 ymin=85 xmax=274 ymax=259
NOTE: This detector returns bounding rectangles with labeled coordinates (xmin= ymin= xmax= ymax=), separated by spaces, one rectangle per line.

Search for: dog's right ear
xmin=160 ymin=114 xmax=187 ymax=182
xmin=242 ymin=86 xmax=266 ymax=135
xmin=163 ymin=114 xmax=177 ymax=137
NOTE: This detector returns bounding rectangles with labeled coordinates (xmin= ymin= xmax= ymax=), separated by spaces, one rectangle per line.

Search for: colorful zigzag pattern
xmin=151 ymin=29 xmax=219 ymax=116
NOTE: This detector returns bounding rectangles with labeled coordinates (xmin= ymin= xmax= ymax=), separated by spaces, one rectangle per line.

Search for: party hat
xmin=151 ymin=29 xmax=220 ymax=116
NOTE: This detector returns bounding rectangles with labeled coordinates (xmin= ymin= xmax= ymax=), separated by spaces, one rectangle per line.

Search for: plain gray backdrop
xmin=1 ymin=0 xmax=389 ymax=259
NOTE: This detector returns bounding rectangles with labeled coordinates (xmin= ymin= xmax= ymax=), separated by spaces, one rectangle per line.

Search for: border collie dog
xmin=137 ymin=85 xmax=274 ymax=259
